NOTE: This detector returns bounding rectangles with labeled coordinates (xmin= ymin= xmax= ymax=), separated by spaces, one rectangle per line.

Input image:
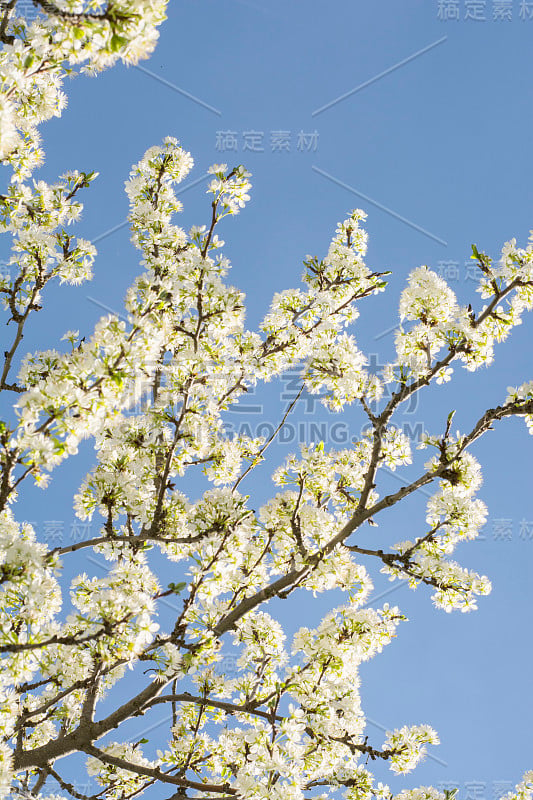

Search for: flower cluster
xmin=506 ymin=380 xmax=533 ymax=434
xmin=501 ymin=772 xmax=533 ymax=800
xmin=394 ymin=238 xmax=533 ymax=382
xmin=0 ymin=510 xmax=61 ymax=687
xmin=383 ymin=725 xmax=440 ymax=774
xmin=383 ymin=450 xmax=491 ymax=611
xmin=0 ymin=0 xmax=167 ymax=171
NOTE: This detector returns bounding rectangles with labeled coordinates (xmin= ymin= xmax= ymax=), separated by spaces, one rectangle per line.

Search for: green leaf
xmin=167 ymin=581 xmax=187 ymax=594
xmin=109 ymin=34 xmax=128 ymax=53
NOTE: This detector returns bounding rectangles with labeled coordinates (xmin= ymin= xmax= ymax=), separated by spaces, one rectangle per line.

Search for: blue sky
xmin=2 ymin=0 xmax=533 ymax=797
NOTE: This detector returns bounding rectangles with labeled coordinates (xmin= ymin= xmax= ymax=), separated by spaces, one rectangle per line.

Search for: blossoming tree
xmin=0 ymin=3 xmax=532 ymax=800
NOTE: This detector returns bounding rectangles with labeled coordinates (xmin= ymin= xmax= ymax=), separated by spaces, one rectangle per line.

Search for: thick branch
xmin=83 ymin=745 xmax=235 ymax=795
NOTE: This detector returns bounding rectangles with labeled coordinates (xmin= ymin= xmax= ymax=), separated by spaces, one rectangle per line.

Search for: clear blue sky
xmin=3 ymin=1 xmax=533 ymax=797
